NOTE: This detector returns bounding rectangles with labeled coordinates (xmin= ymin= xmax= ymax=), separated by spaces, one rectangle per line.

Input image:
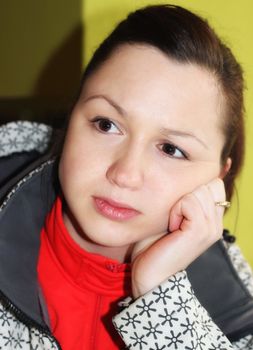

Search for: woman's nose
xmin=106 ymin=148 xmax=145 ymax=190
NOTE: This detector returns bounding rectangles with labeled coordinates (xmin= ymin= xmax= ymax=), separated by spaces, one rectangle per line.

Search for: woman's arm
xmin=130 ymin=178 xmax=226 ymax=300
xmin=113 ymin=179 xmax=253 ymax=349
xmin=113 ymin=268 xmax=253 ymax=349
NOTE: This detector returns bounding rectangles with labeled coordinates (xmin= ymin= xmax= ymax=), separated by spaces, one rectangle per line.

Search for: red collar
xmin=43 ymin=196 xmax=131 ymax=296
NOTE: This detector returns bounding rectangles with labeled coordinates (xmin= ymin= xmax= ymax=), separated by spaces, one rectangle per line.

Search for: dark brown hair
xmin=60 ymin=4 xmax=245 ymax=201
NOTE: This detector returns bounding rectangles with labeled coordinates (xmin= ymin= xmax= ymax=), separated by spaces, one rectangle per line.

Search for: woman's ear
xmin=219 ymin=157 xmax=232 ymax=179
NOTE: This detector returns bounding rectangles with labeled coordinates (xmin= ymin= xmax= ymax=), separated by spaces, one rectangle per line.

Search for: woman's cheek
xmin=150 ymin=168 xmax=201 ymax=215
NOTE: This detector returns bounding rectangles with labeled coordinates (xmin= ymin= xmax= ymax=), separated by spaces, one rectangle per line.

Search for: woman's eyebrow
xmin=83 ymin=94 xmax=208 ymax=149
xmin=160 ymin=127 xmax=208 ymax=149
xmin=83 ymin=94 xmax=127 ymax=116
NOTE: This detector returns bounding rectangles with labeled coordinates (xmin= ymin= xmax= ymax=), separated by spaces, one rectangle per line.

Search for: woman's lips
xmin=93 ymin=197 xmax=141 ymax=221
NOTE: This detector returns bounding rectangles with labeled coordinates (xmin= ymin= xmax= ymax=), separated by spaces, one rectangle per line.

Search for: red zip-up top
xmin=38 ymin=196 xmax=131 ymax=350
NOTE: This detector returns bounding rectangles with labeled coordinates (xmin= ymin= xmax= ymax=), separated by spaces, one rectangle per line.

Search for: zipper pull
xmin=223 ymin=228 xmax=236 ymax=243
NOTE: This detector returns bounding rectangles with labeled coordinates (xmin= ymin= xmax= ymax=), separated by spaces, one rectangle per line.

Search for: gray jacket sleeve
xmin=113 ymin=244 xmax=253 ymax=349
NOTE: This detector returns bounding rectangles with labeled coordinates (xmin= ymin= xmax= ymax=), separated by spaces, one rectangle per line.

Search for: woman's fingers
xmin=193 ymin=178 xmax=226 ymax=213
xmin=192 ymin=178 xmax=226 ymax=236
xmin=168 ymin=200 xmax=183 ymax=232
xmin=169 ymin=178 xmax=226 ymax=237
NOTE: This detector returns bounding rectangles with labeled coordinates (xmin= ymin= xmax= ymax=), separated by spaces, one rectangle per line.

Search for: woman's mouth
xmin=93 ymin=197 xmax=141 ymax=221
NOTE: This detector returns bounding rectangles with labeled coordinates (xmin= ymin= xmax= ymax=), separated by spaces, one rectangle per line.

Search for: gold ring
xmin=215 ymin=201 xmax=231 ymax=208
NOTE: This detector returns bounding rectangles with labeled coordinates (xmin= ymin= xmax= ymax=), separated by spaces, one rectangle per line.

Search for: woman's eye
xmin=161 ymin=143 xmax=187 ymax=159
xmin=91 ymin=117 xmax=121 ymax=134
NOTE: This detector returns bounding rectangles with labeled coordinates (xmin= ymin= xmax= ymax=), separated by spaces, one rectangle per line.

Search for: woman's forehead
xmin=81 ymin=45 xmax=223 ymax=132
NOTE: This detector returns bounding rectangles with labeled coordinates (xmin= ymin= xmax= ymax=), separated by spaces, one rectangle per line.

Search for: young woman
xmin=0 ymin=4 xmax=253 ymax=350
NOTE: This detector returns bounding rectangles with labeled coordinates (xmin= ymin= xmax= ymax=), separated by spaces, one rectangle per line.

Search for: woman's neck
xmin=62 ymin=209 xmax=133 ymax=263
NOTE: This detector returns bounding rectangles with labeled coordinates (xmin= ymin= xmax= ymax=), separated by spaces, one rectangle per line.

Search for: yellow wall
xmin=84 ymin=0 xmax=253 ymax=267
xmin=0 ymin=0 xmax=83 ymax=112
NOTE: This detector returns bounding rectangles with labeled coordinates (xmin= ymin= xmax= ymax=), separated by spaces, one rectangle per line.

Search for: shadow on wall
xmin=0 ymin=3 xmax=84 ymax=128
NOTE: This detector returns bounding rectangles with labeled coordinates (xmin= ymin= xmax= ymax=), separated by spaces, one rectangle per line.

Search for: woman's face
xmin=59 ymin=44 xmax=227 ymax=255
